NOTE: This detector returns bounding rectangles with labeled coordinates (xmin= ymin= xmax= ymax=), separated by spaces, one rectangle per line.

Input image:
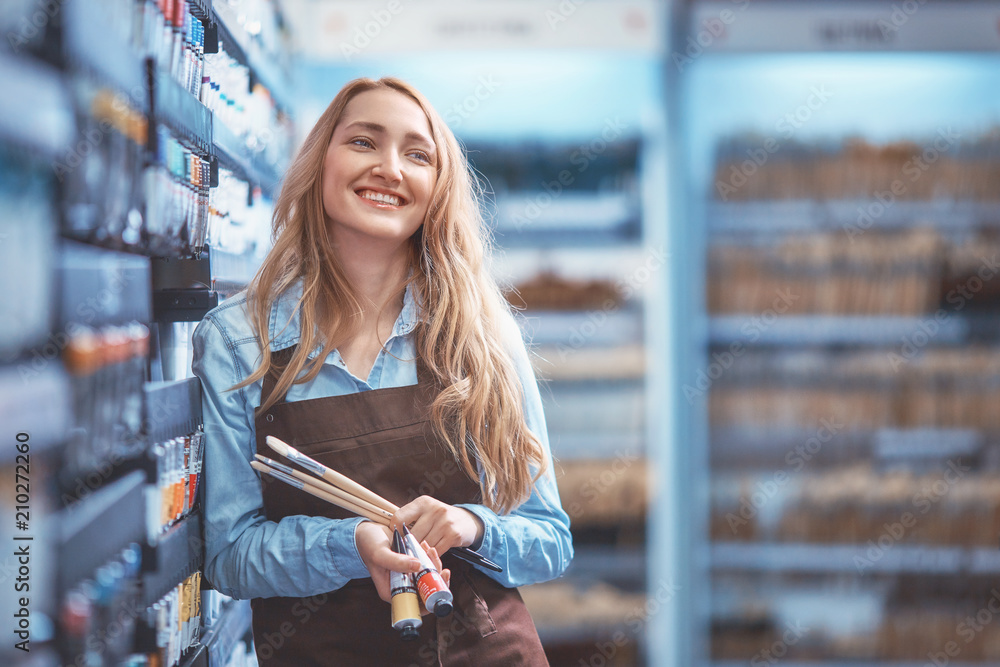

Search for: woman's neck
xmin=333 ymin=235 xmax=410 ymax=330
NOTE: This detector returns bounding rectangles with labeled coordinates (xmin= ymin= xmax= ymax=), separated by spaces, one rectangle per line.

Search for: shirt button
xmin=266 ymin=414 xmax=274 ymax=423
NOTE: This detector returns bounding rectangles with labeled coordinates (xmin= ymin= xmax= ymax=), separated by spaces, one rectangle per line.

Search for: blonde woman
xmin=192 ymin=77 xmax=572 ymax=665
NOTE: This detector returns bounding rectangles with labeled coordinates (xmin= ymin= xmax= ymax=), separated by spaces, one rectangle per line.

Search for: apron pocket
xmin=455 ymin=567 xmax=497 ymax=638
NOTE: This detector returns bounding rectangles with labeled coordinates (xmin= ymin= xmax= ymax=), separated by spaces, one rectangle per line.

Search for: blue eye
xmin=409 ymin=151 xmax=431 ymax=163
xmin=351 ymin=137 xmax=373 ymax=148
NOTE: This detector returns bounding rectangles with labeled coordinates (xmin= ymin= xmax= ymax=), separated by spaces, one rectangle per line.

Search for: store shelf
xmin=0 ymin=363 xmax=72 ymax=464
xmin=0 ymin=53 xmax=75 ymax=158
xmin=212 ymin=114 xmax=282 ymax=194
xmin=153 ymin=69 xmax=213 ymax=155
xmin=563 ymin=545 xmax=645 ymax=588
xmin=211 ymin=1 xmax=292 ymax=111
xmin=711 ymin=542 xmax=1000 ymax=575
xmin=550 ymin=433 xmax=644 ymax=460
xmin=56 ymin=469 xmax=147 ymax=595
xmin=493 ymin=192 xmax=641 ymax=247
xmin=57 ymin=240 xmax=152 ymax=328
xmin=518 ymin=305 xmax=644 ymax=347
xmin=142 ymin=512 xmax=204 ymax=607
xmin=707 ymin=200 xmax=1000 ymax=235
xmin=62 ymin=0 xmax=149 ymax=110
xmin=143 ymin=378 xmax=203 ymax=443
xmin=711 ymin=427 xmax=982 ymax=470
xmin=708 ymin=315 xmax=969 ymax=346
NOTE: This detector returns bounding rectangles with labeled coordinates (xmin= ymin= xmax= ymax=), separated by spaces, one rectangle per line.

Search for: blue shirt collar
xmin=268 ymin=280 xmax=419 ymax=354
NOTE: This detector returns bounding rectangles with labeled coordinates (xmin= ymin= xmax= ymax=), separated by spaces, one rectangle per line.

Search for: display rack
xmin=142 ymin=378 xmax=203 ymax=443
xmin=1 ymin=1 xmax=294 ymax=663
xmin=55 ymin=469 xmax=147 ymax=596
xmin=0 ymin=51 xmax=75 ymax=157
xmin=0 ymin=364 xmax=72 ymax=464
xmin=675 ymin=3 xmax=1000 ymax=665
xmin=62 ymin=0 xmax=149 ymax=111
xmin=142 ymin=513 xmax=204 ymax=607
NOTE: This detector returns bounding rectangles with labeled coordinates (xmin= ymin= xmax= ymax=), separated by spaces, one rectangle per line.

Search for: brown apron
xmin=251 ymin=347 xmax=549 ymax=666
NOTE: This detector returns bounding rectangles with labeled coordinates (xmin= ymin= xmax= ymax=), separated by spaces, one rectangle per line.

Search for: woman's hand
xmin=355 ymin=520 xmax=419 ymax=602
xmin=393 ymin=495 xmax=485 ymax=556
xmin=355 ymin=520 xmax=451 ymax=613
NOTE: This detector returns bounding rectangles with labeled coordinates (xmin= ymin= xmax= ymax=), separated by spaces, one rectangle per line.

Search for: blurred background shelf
xmin=707 ymin=200 xmax=1000 ymax=235
xmin=711 ymin=542 xmax=1000 ymax=575
xmin=708 ymin=315 xmax=971 ymax=346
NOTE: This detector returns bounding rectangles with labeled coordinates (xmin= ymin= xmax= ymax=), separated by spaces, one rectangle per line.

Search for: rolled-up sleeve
xmin=456 ymin=312 xmax=574 ymax=587
xmin=192 ymin=314 xmax=370 ymax=599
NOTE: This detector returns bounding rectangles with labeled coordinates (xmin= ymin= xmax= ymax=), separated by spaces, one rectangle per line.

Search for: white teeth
xmin=359 ymin=190 xmax=402 ymax=206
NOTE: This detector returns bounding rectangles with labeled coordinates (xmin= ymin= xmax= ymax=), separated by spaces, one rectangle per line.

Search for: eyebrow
xmin=343 ymin=121 xmax=435 ymax=151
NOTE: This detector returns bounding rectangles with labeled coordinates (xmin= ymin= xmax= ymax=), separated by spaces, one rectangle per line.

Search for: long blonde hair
xmin=237 ymin=77 xmax=545 ymax=513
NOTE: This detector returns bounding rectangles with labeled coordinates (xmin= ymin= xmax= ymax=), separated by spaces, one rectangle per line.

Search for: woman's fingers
xmin=394 ymin=496 xmax=483 ymax=554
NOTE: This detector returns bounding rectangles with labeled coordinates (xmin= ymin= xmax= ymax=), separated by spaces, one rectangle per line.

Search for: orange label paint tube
xmin=390 ymin=531 xmax=422 ymax=640
xmin=401 ymin=526 xmax=453 ymax=617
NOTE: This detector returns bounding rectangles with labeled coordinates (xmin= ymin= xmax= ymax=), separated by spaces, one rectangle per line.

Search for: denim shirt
xmin=191 ymin=281 xmax=573 ymax=600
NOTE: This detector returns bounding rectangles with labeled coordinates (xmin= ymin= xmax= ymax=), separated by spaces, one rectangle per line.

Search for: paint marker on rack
xmin=389 ymin=531 xmax=422 ymax=640
xmin=400 ymin=526 xmax=453 ymax=617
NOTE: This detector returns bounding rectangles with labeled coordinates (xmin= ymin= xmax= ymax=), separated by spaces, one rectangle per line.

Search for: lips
xmin=356 ymin=188 xmax=406 ymax=207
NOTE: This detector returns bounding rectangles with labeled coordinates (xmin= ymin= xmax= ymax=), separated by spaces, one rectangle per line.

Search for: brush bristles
xmin=266 ymin=435 xmax=289 ymax=456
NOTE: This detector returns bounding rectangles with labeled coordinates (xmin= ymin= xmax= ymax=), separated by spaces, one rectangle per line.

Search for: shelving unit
xmin=55 ymin=470 xmax=147 ymax=596
xmin=0 ymin=1 xmax=294 ymax=665
xmin=676 ymin=2 xmax=1000 ymax=662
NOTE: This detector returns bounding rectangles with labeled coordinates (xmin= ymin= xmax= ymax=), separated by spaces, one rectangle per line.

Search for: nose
xmin=372 ymin=149 xmax=403 ymax=183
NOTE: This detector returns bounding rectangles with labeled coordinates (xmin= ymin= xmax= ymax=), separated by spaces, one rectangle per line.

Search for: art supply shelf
xmin=0 ymin=52 xmax=75 ymax=157
xmin=55 ymin=469 xmax=147 ymax=596
xmin=62 ymin=0 xmax=150 ymax=111
xmin=143 ymin=378 xmax=203 ymax=444
xmin=142 ymin=513 xmax=203 ymax=608
xmin=0 ymin=363 xmax=72 ymax=464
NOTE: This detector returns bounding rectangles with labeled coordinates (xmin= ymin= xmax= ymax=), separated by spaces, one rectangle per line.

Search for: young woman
xmin=192 ymin=76 xmax=572 ymax=665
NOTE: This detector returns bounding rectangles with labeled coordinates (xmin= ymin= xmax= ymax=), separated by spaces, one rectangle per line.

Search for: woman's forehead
xmin=337 ymin=88 xmax=434 ymax=141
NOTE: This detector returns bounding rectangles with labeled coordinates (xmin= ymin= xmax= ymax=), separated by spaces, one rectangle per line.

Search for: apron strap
xmin=259 ymin=346 xmax=296 ymax=409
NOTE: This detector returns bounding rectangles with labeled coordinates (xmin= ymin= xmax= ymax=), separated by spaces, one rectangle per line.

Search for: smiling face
xmin=322 ymin=88 xmax=438 ymax=258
